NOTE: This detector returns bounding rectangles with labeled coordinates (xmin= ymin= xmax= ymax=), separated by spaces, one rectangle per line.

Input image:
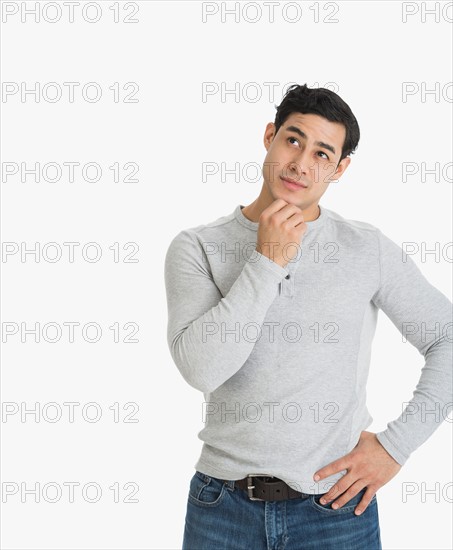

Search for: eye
xmin=288 ymin=137 xmax=330 ymax=161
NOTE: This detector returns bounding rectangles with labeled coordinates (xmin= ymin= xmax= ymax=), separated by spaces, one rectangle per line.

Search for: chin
xmin=267 ymin=182 xmax=300 ymax=206
xmin=274 ymin=192 xmax=299 ymax=205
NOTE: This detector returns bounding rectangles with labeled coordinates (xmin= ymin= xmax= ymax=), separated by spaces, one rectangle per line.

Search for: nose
xmin=285 ymin=152 xmax=310 ymax=179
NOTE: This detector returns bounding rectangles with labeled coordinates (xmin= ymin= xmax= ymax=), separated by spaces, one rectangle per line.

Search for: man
xmin=164 ymin=84 xmax=452 ymax=550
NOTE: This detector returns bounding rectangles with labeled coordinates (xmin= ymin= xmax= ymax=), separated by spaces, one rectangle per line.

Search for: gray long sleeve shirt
xmin=164 ymin=203 xmax=453 ymax=494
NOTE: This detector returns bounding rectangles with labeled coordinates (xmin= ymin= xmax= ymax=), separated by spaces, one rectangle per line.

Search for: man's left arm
xmin=314 ymin=227 xmax=453 ymax=514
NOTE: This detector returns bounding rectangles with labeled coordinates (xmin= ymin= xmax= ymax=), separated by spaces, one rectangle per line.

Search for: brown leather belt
xmin=233 ymin=474 xmax=311 ymax=502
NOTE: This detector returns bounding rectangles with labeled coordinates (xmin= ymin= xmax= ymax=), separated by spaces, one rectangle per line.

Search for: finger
xmin=328 ymin=482 xmax=367 ymax=509
xmin=284 ymin=211 xmax=306 ymax=236
xmin=285 ymin=213 xmax=305 ymax=228
xmin=262 ymin=198 xmax=288 ymax=216
xmin=320 ymin=474 xmax=356 ymax=503
xmin=354 ymin=488 xmax=376 ymax=516
xmin=273 ymin=203 xmax=301 ymax=223
xmin=314 ymin=457 xmax=349 ymax=482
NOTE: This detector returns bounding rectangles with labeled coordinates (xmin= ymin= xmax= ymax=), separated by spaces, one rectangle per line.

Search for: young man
xmin=164 ymin=84 xmax=452 ymax=550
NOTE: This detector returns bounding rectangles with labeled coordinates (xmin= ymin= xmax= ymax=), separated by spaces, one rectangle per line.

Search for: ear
xmin=331 ymin=156 xmax=351 ymax=182
xmin=263 ymin=122 xmax=276 ymax=151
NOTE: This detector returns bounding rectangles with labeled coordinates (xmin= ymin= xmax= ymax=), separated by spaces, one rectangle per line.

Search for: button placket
xmin=281 ymin=242 xmax=305 ymax=297
xmin=281 ymin=271 xmax=295 ymax=297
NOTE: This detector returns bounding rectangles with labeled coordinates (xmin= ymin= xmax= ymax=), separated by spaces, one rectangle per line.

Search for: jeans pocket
xmin=188 ymin=471 xmax=227 ymax=508
xmin=310 ymin=487 xmax=376 ymax=514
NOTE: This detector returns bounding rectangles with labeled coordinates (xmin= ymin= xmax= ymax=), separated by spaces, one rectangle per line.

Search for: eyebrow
xmin=285 ymin=125 xmax=336 ymax=156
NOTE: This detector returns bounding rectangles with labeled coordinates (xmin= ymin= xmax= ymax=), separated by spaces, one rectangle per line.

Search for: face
xmin=261 ymin=112 xmax=351 ymax=213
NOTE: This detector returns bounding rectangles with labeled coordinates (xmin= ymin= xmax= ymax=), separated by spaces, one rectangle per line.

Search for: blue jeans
xmin=182 ymin=470 xmax=382 ymax=550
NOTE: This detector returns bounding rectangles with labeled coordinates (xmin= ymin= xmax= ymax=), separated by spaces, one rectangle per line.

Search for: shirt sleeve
xmin=371 ymin=228 xmax=453 ymax=465
xmin=164 ymin=229 xmax=289 ymax=393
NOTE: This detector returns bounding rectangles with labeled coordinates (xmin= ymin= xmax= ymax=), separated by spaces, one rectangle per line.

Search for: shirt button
xmin=285 ymin=274 xmax=290 ymax=279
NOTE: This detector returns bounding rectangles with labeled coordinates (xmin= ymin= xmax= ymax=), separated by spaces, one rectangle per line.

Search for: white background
xmin=1 ymin=1 xmax=452 ymax=549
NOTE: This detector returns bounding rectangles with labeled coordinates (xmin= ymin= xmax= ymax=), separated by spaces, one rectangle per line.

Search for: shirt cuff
xmin=247 ymin=250 xmax=290 ymax=279
xmin=375 ymin=431 xmax=408 ymax=466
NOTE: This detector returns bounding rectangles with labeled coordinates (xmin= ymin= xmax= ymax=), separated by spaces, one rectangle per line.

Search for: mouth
xmin=280 ymin=176 xmax=308 ymax=190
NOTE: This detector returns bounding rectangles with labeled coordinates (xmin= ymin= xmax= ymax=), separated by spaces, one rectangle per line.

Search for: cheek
xmin=308 ymin=163 xmax=334 ymax=186
xmin=262 ymin=155 xmax=281 ymax=185
xmin=321 ymin=161 xmax=339 ymax=182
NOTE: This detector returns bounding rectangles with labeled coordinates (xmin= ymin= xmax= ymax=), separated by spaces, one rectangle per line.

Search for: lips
xmin=280 ymin=176 xmax=308 ymax=188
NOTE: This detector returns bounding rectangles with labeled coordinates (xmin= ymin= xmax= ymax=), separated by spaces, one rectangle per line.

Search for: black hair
xmin=274 ymin=84 xmax=360 ymax=163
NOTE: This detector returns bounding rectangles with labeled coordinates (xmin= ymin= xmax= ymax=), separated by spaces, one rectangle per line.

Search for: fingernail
xmin=314 ymin=475 xmax=320 ymax=481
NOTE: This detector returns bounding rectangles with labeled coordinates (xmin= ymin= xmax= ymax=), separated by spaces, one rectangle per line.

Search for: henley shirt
xmin=164 ymin=203 xmax=453 ymax=494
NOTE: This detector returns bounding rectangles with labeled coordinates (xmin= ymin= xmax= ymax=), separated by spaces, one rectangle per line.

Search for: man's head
xmin=261 ymin=84 xmax=360 ymax=216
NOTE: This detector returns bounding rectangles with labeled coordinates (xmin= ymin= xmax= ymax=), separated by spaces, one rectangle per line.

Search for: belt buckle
xmin=246 ymin=474 xmax=274 ymax=501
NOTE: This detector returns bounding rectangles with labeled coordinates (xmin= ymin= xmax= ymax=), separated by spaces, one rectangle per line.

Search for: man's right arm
xmin=164 ymin=229 xmax=289 ymax=393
